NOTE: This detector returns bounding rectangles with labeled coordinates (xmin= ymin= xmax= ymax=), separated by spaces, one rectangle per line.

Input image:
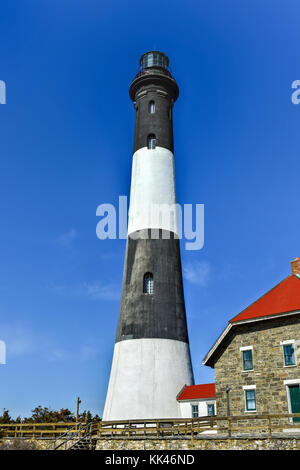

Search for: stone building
xmin=203 ymin=259 xmax=300 ymax=420
xmin=177 ymin=383 xmax=216 ymax=418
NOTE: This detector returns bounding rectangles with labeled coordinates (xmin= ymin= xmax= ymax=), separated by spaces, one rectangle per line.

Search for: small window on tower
xmin=143 ymin=273 xmax=154 ymax=294
xmin=148 ymin=101 xmax=155 ymax=114
xmin=147 ymin=134 xmax=156 ymax=149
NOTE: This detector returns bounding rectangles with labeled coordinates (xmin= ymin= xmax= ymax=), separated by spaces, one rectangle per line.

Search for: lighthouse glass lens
xmin=142 ymin=53 xmax=153 ymax=69
xmin=141 ymin=53 xmax=167 ymax=70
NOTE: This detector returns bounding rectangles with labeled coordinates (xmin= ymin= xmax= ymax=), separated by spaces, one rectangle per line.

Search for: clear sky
xmin=1 ymin=0 xmax=299 ymax=418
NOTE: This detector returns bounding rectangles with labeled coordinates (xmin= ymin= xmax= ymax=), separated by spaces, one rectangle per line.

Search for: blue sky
xmin=1 ymin=0 xmax=299 ymax=418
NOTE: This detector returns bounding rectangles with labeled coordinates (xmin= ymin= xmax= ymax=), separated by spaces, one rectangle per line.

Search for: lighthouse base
xmin=102 ymin=338 xmax=194 ymax=421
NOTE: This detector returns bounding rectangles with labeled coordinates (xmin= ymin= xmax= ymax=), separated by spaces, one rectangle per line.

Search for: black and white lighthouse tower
xmin=103 ymin=52 xmax=194 ymax=420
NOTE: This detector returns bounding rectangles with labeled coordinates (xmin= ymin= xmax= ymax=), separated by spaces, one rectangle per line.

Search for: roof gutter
xmin=177 ymin=396 xmax=216 ymax=402
xmin=202 ymin=323 xmax=233 ymax=368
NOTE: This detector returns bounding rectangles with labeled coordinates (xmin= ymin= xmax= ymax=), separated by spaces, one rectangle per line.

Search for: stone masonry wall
xmin=1 ymin=436 xmax=299 ymax=450
xmin=95 ymin=437 xmax=300 ymax=450
xmin=213 ymin=315 xmax=300 ymax=417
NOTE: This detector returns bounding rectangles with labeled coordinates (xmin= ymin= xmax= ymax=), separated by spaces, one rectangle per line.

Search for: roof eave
xmin=202 ymin=309 xmax=300 ymax=368
xmin=231 ymin=309 xmax=300 ymax=325
xmin=177 ymin=396 xmax=216 ymax=402
xmin=202 ymin=323 xmax=233 ymax=368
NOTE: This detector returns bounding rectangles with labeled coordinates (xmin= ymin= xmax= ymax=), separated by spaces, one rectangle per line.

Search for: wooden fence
xmin=97 ymin=414 xmax=300 ymax=438
xmin=0 ymin=422 xmax=85 ymax=438
xmin=0 ymin=413 xmax=300 ymax=440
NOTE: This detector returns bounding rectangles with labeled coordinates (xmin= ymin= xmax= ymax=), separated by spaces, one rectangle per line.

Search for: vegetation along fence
xmin=0 ymin=413 xmax=300 ymax=440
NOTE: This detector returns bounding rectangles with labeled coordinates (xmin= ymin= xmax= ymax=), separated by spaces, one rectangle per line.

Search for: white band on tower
xmin=128 ymin=146 xmax=179 ymax=236
xmin=103 ymin=338 xmax=194 ymax=421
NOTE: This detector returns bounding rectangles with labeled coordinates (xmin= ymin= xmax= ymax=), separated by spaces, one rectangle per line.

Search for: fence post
xmin=227 ymin=417 xmax=231 ymax=438
xmin=268 ymin=416 xmax=272 ymax=437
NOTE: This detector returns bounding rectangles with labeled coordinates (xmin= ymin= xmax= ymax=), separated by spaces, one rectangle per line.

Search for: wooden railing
xmin=0 ymin=422 xmax=86 ymax=438
xmin=54 ymin=422 xmax=93 ymax=450
xmin=0 ymin=414 xmax=300 ymax=440
xmin=96 ymin=414 xmax=300 ymax=438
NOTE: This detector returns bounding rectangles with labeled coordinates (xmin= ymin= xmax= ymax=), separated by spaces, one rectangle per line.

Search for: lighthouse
xmin=103 ymin=51 xmax=194 ymax=420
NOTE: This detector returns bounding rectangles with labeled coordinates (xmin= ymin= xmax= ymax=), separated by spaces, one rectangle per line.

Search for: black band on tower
xmin=116 ymin=229 xmax=189 ymax=344
xmin=129 ymin=51 xmax=179 ymax=153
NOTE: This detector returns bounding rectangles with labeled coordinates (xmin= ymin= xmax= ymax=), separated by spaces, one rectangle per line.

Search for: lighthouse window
xmin=147 ymin=134 xmax=156 ymax=149
xmin=149 ymin=101 xmax=155 ymax=114
xmin=143 ymin=273 xmax=154 ymax=294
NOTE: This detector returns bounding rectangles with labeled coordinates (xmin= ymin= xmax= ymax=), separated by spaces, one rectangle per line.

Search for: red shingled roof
xmin=230 ymin=274 xmax=300 ymax=323
xmin=177 ymin=383 xmax=215 ymax=401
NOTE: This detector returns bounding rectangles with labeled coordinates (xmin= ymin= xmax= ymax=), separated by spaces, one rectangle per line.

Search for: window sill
xmin=242 ymin=369 xmax=254 ymax=373
xmin=244 ymin=410 xmax=257 ymax=413
xmin=283 ymin=364 xmax=297 ymax=368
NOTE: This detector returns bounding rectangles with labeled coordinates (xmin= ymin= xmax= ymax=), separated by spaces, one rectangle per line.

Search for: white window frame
xmin=191 ymin=403 xmax=199 ymax=418
xmin=243 ymin=385 xmax=257 ymax=413
xmin=240 ymin=345 xmax=254 ymax=372
xmin=207 ymin=402 xmax=215 ymax=417
xmin=280 ymin=340 xmax=297 ymax=367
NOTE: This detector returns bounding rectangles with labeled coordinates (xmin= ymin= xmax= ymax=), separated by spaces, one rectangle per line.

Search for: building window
xmin=207 ymin=404 xmax=215 ymax=416
xmin=283 ymin=344 xmax=296 ymax=366
xmin=287 ymin=384 xmax=300 ymax=423
xmin=147 ymin=134 xmax=156 ymax=149
xmin=245 ymin=389 xmax=256 ymax=411
xmin=143 ymin=273 xmax=153 ymax=294
xmin=242 ymin=349 xmax=253 ymax=371
xmin=148 ymin=101 xmax=155 ymax=114
xmin=191 ymin=405 xmax=199 ymax=418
